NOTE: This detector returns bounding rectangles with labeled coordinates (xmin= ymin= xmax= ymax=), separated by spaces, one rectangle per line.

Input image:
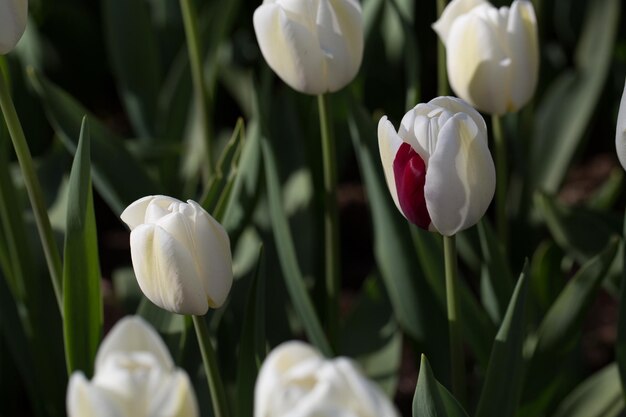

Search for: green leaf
xmin=475 ymin=261 xmax=529 ymax=417
xmin=102 ymin=0 xmax=161 ymax=138
xmin=552 ymin=363 xmax=624 ymax=417
xmin=535 ymin=192 xmax=619 ymax=262
xmin=28 ymin=69 xmax=160 ymax=215
xmin=413 ymin=355 xmax=469 ymax=417
xmin=62 ymin=118 xmax=103 ymax=377
xmin=236 ymin=245 xmax=266 ymax=417
xmin=530 ymin=0 xmax=620 ymax=193
xmin=261 ymin=137 xmax=332 ymax=357
xmin=522 ymin=237 xmax=619 ymax=408
xmin=477 ymin=219 xmax=514 ymax=324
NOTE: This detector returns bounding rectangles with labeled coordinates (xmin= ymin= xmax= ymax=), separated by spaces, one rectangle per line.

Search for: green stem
xmin=180 ymin=0 xmax=212 ymax=174
xmin=492 ymin=115 xmax=507 ymax=247
xmin=318 ymin=94 xmax=339 ymax=348
xmin=444 ymin=234 xmax=465 ymax=402
xmin=0 ymin=68 xmax=62 ymax=311
xmin=192 ymin=315 xmax=230 ymax=417
xmin=437 ymin=0 xmax=448 ymax=96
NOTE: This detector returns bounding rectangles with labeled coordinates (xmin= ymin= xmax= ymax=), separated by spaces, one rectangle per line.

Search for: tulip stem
xmin=192 ymin=315 xmax=230 ymax=417
xmin=180 ymin=0 xmax=212 ymax=174
xmin=0 ymin=67 xmax=63 ymax=312
xmin=492 ymin=115 xmax=507 ymax=248
xmin=436 ymin=0 xmax=448 ymax=96
xmin=318 ymin=93 xmax=340 ymax=348
xmin=443 ymin=234 xmax=466 ymax=403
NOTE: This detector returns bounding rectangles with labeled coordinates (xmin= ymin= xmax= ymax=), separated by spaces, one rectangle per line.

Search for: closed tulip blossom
xmin=253 ymin=0 xmax=364 ymax=95
xmin=120 ymin=195 xmax=233 ymax=315
xmin=67 ymin=316 xmax=199 ymax=417
xmin=254 ymin=341 xmax=400 ymax=417
xmin=433 ymin=0 xmax=539 ymax=115
xmin=378 ymin=96 xmax=495 ymax=236
xmin=616 ymin=79 xmax=626 ymax=170
xmin=0 ymin=0 xmax=27 ymax=54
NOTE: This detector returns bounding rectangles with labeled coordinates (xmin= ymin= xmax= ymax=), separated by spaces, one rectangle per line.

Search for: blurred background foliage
xmin=1 ymin=0 xmax=626 ymax=416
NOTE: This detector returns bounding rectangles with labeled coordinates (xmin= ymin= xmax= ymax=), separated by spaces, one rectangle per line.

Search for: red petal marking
xmin=393 ymin=143 xmax=431 ymax=229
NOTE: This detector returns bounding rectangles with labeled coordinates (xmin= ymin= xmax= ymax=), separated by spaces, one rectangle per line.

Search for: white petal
xmin=187 ymin=201 xmax=233 ymax=308
xmin=254 ymin=3 xmax=325 ymax=94
xmin=446 ymin=11 xmax=510 ymax=115
xmin=616 ymin=78 xmax=626 ymax=171
xmin=254 ymin=341 xmax=321 ymax=417
xmin=428 ymin=96 xmax=487 ymax=144
xmin=432 ymin=0 xmax=487 ymax=45
xmin=317 ymin=0 xmax=364 ymax=92
xmin=425 ymin=113 xmax=495 ymax=235
xmin=0 ymin=0 xmax=27 ymax=55
xmin=120 ymin=195 xmax=181 ymax=229
xmin=130 ymin=224 xmax=208 ymax=315
xmin=147 ymin=370 xmax=199 ymax=417
xmin=67 ymin=373 xmax=127 ymax=417
xmin=507 ymin=0 xmax=538 ymax=111
xmin=377 ymin=116 xmax=403 ymax=214
xmin=95 ymin=316 xmax=174 ymax=372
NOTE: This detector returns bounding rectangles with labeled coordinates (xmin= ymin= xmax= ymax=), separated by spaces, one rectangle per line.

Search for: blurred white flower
xmin=121 ymin=195 xmax=233 ymax=315
xmin=254 ymin=341 xmax=400 ymax=417
xmin=253 ymin=0 xmax=364 ymax=95
xmin=0 ymin=0 xmax=27 ymax=54
xmin=67 ymin=316 xmax=199 ymax=417
xmin=433 ymin=0 xmax=539 ymax=115
xmin=378 ymin=96 xmax=495 ymax=236
xmin=617 ymin=79 xmax=626 ymax=171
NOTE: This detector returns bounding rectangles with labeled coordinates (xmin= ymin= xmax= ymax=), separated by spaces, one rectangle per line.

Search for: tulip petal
xmin=432 ymin=0 xmax=487 ymax=44
xmin=377 ymin=116 xmax=403 ymax=213
xmin=316 ymin=0 xmax=363 ymax=92
xmin=254 ymin=3 xmax=326 ymax=94
xmin=446 ymin=9 xmax=511 ymax=115
xmin=254 ymin=341 xmax=321 ymax=417
xmin=67 ymin=373 xmax=127 ymax=417
xmin=429 ymin=96 xmax=487 ymax=142
xmin=187 ymin=201 xmax=233 ymax=308
xmin=120 ymin=195 xmax=181 ymax=229
xmin=95 ymin=316 xmax=174 ymax=372
xmin=148 ymin=370 xmax=199 ymax=417
xmin=0 ymin=0 xmax=28 ymax=55
xmin=507 ymin=0 xmax=538 ymax=111
xmin=393 ymin=143 xmax=431 ymax=229
xmin=616 ymin=79 xmax=626 ymax=171
xmin=130 ymin=224 xmax=208 ymax=315
xmin=425 ymin=113 xmax=495 ymax=235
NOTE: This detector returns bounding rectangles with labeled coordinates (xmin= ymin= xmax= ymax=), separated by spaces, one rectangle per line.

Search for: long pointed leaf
xmin=261 ymin=137 xmax=332 ymax=357
xmin=475 ymin=261 xmax=529 ymax=417
xmin=413 ymin=355 xmax=469 ymax=417
xmin=62 ymin=118 xmax=103 ymax=376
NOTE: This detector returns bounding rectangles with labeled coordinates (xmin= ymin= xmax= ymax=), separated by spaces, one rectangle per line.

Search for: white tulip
xmin=67 ymin=316 xmax=199 ymax=417
xmin=253 ymin=0 xmax=364 ymax=95
xmin=120 ymin=195 xmax=233 ymax=315
xmin=254 ymin=341 xmax=400 ymax=417
xmin=617 ymin=79 xmax=626 ymax=171
xmin=433 ymin=0 xmax=539 ymax=115
xmin=378 ymin=96 xmax=495 ymax=236
xmin=0 ymin=0 xmax=27 ymax=54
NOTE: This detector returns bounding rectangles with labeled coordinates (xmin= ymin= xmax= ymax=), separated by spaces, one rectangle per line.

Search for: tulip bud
xmin=433 ymin=0 xmax=539 ymax=115
xmin=255 ymin=341 xmax=400 ymax=417
xmin=0 ymin=0 xmax=27 ymax=54
xmin=617 ymin=79 xmax=626 ymax=171
xmin=253 ymin=0 xmax=364 ymax=95
xmin=120 ymin=195 xmax=233 ymax=315
xmin=378 ymin=96 xmax=495 ymax=236
xmin=67 ymin=316 xmax=199 ymax=417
